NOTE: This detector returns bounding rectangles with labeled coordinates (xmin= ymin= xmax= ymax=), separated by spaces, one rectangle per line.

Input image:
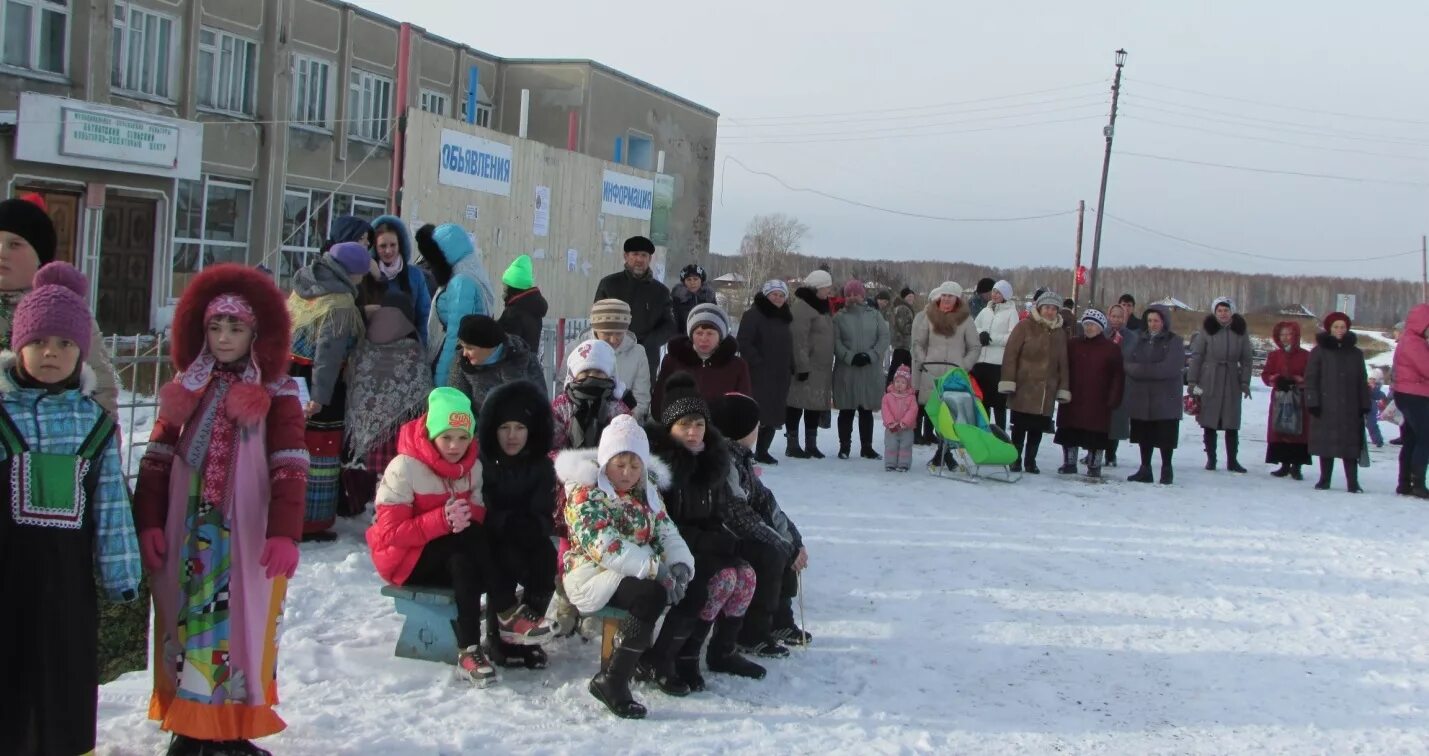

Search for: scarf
xmin=345 ymin=336 xmax=432 ymax=463
xmin=378 ymin=256 xmax=404 ymax=282
xmin=566 ymin=377 xmax=616 ymax=449
xmin=175 ymin=362 xmax=246 ymax=511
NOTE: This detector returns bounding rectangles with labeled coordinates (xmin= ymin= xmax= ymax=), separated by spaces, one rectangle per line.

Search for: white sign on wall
xmin=60 ymin=107 xmax=180 ymax=168
xmin=437 ymin=128 xmax=513 ymax=196
xmin=15 ymin=92 xmax=201 ymax=179
xmin=601 ymin=169 xmax=654 ymax=221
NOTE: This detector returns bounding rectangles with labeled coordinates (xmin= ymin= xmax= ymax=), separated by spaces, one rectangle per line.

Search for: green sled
xmin=923 ymin=367 xmax=1020 ymax=468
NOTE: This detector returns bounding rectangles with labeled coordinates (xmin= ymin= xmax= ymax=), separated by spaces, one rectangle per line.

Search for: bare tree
xmin=737 ymin=213 xmax=809 ymax=306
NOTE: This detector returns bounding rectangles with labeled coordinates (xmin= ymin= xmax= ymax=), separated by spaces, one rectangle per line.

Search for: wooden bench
xmin=588 ymin=605 xmax=632 ymax=670
xmin=381 ymin=584 xmax=459 ymax=663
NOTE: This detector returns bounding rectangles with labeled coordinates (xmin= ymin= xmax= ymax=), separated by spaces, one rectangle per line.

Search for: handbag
xmin=1183 ymin=393 xmax=1201 ymax=417
xmin=1272 ymin=388 xmax=1303 ymax=436
xmin=1382 ymin=400 xmax=1402 ymax=426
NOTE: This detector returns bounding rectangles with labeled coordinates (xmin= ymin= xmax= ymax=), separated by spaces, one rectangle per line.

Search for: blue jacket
xmin=432 ymin=249 xmax=496 ymax=384
xmin=371 ymin=215 xmax=432 ymax=346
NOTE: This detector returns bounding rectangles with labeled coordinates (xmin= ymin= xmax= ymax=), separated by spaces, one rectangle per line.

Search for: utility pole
xmin=1422 ymin=234 xmax=1426 ymax=302
xmin=1072 ymin=200 xmax=1085 ymax=303
xmin=1086 ymin=49 xmax=1127 ymax=307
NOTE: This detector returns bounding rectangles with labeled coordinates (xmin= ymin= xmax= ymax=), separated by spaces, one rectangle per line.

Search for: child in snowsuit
xmin=552 ymin=338 xmax=635 ymax=451
xmin=555 ymin=414 xmax=695 ymax=719
xmin=1368 ymin=369 xmax=1387 ymax=448
xmin=0 ymin=262 xmax=140 ymax=756
xmin=134 ymin=264 xmax=308 ymax=755
xmin=368 ymin=388 xmax=553 ymax=686
xmin=478 ymin=379 xmax=559 ymax=670
xmin=882 ymin=364 xmax=919 ymax=472
xmin=709 ymin=392 xmax=813 ymax=656
xmin=644 ymin=372 xmax=767 ymax=695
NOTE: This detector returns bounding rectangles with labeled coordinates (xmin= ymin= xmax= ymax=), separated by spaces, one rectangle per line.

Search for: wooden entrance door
xmin=14 ymin=189 xmax=80 ymax=264
xmin=96 ymin=198 xmax=156 ymax=334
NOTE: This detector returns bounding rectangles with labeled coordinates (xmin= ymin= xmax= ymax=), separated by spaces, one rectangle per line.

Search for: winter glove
xmin=446 ymin=498 xmax=473 ymax=533
xmin=259 ymin=537 xmax=300 ymax=580
xmin=851 ymin=353 xmax=872 ymax=367
xmin=979 ymin=331 xmax=992 ymax=346
xmin=1191 ymin=385 xmax=1204 ymax=397
xmin=1274 ymin=376 xmax=1294 ymax=391
xmin=139 ymin=527 xmax=166 ymax=573
xmin=1242 ymin=386 xmax=1252 ymax=399
xmin=1309 ymin=406 xmax=1323 ymax=418
xmin=664 ymin=563 xmax=692 ymax=604
xmin=796 ymin=372 xmax=810 ymax=382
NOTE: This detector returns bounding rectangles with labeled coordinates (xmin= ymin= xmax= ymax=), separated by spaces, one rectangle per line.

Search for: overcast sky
xmin=353 ymin=0 xmax=1429 ymax=280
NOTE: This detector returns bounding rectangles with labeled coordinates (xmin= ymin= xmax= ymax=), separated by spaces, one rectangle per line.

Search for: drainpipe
xmin=466 ymin=66 xmax=479 ymax=125
xmin=389 ymin=22 xmax=412 ymax=213
xmin=566 ymin=111 xmax=579 ymax=151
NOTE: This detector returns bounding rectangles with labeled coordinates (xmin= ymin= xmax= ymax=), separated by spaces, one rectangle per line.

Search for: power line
xmin=1119 ymin=114 xmax=1429 ymax=162
xmin=724 ymin=80 xmax=1107 ymax=123
xmin=1127 ymin=77 xmax=1429 ymax=127
xmin=1103 ymin=213 xmax=1421 ymax=263
xmin=1123 ymin=93 xmax=1429 ymax=145
xmin=721 ymin=155 xmax=1079 ymax=222
xmin=720 ymin=103 xmax=1107 ymax=141
xmin=1119 ymin=150 xmax=1429 ymax=188
xmin=722 ymin=93 xmax=1108 ymax=130
xmin=719 ymin=114 xmax=1104 ymax=146
xmin=1122 ymin=98 xmax=1429 ymax=147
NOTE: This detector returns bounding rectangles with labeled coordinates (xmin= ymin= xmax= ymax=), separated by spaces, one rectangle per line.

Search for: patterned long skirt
xmin=290 ymin=360 xmax=346 ymax=535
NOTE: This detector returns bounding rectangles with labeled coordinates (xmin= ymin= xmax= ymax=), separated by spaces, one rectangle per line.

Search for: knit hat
xmin=843 ymin=279 xmax=867 ymax=300
xmin=327 ymin=215 xmax=374 ymax=249
xmin=328 ymin=242 xmax=371 ymax=276
xmin=976 ymin=277 xmax=996 ymax=295
xmin=660 ymin=372 xmax=708 ymax=427
xmin=993 ymin=280 xmax=1014 ymax=302
xmin=1212 ymin=296 xmax=1236 ymax=313
xmin=710 ymin=392 xmax=760 ymax=441
xmin=680 ymin=263 xmax=707 ymax=283
xmin=502 ymin=254 xmax=535 ymax=290
xmin=598 ymin=413 xmax=651 ymax=469
xmin=425 ymin=387 xmax=475 ymax=439
xmin=567 ymin=338 xmax=617 ymax=379
xmin=432 ymin=223 xmax=474 ymax=264
xmin=1323 ymin=311 xmax=1352 ymax=332
xmin=1080 ymin=308 xmax=1109 ymax=332
xmin=930 ymin=281 xmax=963 ymax=300
xmin=204 ymin=293 xmax=257 ymax=329
xmin=875 ymin=289 xmax=893 ymax=302
xmin=893 ymin=364 xmax=913 ymax=387
xmin=803 ymin=269 xmax=834 ymax=290
xmin=11 ymin=262 xmax=92 ymax=360
xmin=761 ymin=279 xmax=789 ymax=298
xmin=686 ymin=303 xmax=730 ymax=339
xmin=458 ymin=314 xmax=504 ymax=348
xmin=624 ymin=236 xmax=655 ymax=254
xmin=590 ymin=298 xmax=633 ymax=330
xmin=0 ymin=196 xmax=57 ymax=266
xmin=1034 ymin=291 xmax=1062 ymax=310
xmin=900 ymin=287 xmax=915 ymax=299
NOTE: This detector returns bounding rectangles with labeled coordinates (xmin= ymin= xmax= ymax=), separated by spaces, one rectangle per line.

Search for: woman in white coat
xmin=912 ymin=281 xmax=982 ymax=463
xmin=972 ymin=280 xmax=1018 ymax=429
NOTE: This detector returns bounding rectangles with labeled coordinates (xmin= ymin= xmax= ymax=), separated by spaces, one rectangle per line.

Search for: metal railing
xmin=107 ymin=332 xmax=171 ymax=486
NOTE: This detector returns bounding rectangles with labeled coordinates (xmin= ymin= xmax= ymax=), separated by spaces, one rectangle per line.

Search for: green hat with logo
xmin=425 ymin=387 xmax=475 ymax=439
xmin=502 ymin=254 xmax=535 ymax=290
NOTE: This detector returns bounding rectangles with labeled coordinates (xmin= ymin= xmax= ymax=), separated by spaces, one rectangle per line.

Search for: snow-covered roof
xmin=712 ymin=273 xmax=746 ymax=283
xmin=1151 ymin=296 xmax=1192 ymax=310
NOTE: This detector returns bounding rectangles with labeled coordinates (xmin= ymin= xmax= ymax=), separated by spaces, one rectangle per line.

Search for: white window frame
xmin=1 ymin=0 xmax=68 ymax=76
xmin=348 ymin=68 xmax=394 ymax=144
xmin=461 ymin=95 xmax=492 ymax=128
xmin=292 ymin=54 xmax=334 ymax=131
xmin=196 ymin=26 xmax=259 ymax=117
xmin=171 ymin=175 xmax=253 ymax=302
xmin=419 ymin=88 xmax=447 ymax=117
xmin=279 ymin=188 xmax=387 ymax=288
xmin=111 ymin=2 xmax=178 ymax=101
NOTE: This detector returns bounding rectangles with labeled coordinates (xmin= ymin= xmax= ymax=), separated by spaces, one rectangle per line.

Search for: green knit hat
xmin=425 ymin=387 xmax=475 ymax=439
xmin=502 ymin=254 xmax=534 ymax=290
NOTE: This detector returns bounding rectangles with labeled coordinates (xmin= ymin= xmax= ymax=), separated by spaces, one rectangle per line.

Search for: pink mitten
xmin=259 ymin=537 xmax=300 ymax=580
xmin=139 ymin=527 xmax=166 ymax=573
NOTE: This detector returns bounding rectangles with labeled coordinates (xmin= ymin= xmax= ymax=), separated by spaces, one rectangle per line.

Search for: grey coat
xmin=1189 ymin=314 xmax=1254 ymax=431
xmin=1123 ymin=307 xmax=1185 ymax=422
xmin=1305 ymin=331 xmax=1371 ymax=460
xmin=737 ymin=293 xmax=794 ymax=428
xmin=832 ymin=301 xmax=890 ymax=410
xmin=1108 ymin=326 xmax=1138 ymax=440
xmin=786 ymin=287 xmax=836 ymax=411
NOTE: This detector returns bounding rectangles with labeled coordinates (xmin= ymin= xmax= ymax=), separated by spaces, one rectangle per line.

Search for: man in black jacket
xmin=594 ymin=236 xmax=676 ymax=375
xmin=1119 ymin=293 xmax=1145 ymax=332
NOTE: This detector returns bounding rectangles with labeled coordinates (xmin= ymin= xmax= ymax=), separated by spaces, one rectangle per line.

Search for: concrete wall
xmin=497 ymin=63 xmax=588 ymax=151
xmin=400 ymin=109 xmax=650 ymax=320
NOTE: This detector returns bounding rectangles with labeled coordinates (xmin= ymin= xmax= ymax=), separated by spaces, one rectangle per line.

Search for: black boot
xmin=1129 ymin=443 xmax=1155 ymax=483
xmin=1343 ymin=458 xmax=1363 ymax=494
xmin=706 ymin=616 xmax=766 ymax=679
xmin=805 ymin=425 xmax=825 ymax=459
xmin=1225 ymin=430 xmax=1248 ymax=473
xmin=784 ymin=428 xmax=808 ymax=459
xmin=858 ymin=410 xmax=881 ymax=459
xmin=1023 ymin=432 xmax=1043 ymax=474
xmin=736 ymin=610 xmax=790 ymax=658
xmin=1398 ymin=457 xmax=1413 ymax=495
xmin=1412 ymin=466 xmax=1429 ymax=499
xmin=1290 ymin=464 xmax=1304 ymax=481
xmin=638 ymin=614 xmax=694 ymax=696
xmin=1058 ymin=446 xmax=1079 ymax=475
xmin=1203 ymin=428 xmax=1218 ymax=471
xmin=1010 ymin=427 xmax=1026 ymax=473
xmin=1087 ymin=449 xmax=1103 ymax=479
xmin=676 ymin=620 xmax=712 ymax=692
xmin=756 ymin=426 xmax=779 ymax=465
xmin=1105 ymin=440 xmax=1119 ymax=468
xmin=1271 ymin=463 xmax=1292 ymax=478
xmin=1314 ymin=457 xmax=1333 ymax=490
xmin=589 ymin=615 xmax=652 ymax=719
xmin=1159 ymin=449 xmax=1175 ymax=485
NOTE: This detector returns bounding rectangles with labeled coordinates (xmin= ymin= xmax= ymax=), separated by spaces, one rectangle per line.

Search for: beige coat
xmin=786 ymin=288 xmax=836 ymax=411
xmin=911 ymin=302 xmax=982 ymax=404
xmin=998 ymin=309 xmax=1070 ymax=417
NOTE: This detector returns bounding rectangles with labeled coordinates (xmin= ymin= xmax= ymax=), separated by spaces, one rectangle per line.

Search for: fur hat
xmin=11 ymin=262 xmax=91 ymax=361
xmin=659 ymin=372 xmax=708 ymax=427
xmin=843 ymin=279 xmax=867 ymax=300
xmin=598 ymin=413 xmax=650 ymax=468
xmin=1212 ymin=296 xmax=1236 ymax=313
xmin=567 ymin=338 xmax=617 ymax=379
xmin=976 ymin=277 xmax=996 ymax=294
xmin=930 ymin=281 xmax=963 ymax=300
xmin=590 ymin=298 xmax=633 ymax=330
xmin=680 ymin=263 xmax=707 ymax=283
xmin=479 ymin=379 xmax=554 ymax=460
xmin=624 ymin=236 xmax=655 ymax=254
xmin=803 ymin=270 xmax=834 ymax=290
xmin=1035 ymin=291 xmax=1063 ymax=310
xmin=686 ymin=303 xmax=730 ymax=339
xmin=328 ymin=242 xmax=371 ymax=276
xmin=900 ymin=287 xmax=915 ymax=299
xmin=993 ymin=280 xmax=1014 ymax=302
xmin=0 ymin=196 xmax=56 ymax=266
xmin=761 ymin=279 xmax=789 ymax=298
xmin=458 ymin=315 xmax=504 ymax=348
xmin=1080 ymin=308 xmax=1109 ymax=332
xmin=1323 ymin=311 xmax=1352 ymax=332
xmin=425 ymin=387 xmax=475 ymax=439
xmin=709 ymin=392 xmax=760 ymax=441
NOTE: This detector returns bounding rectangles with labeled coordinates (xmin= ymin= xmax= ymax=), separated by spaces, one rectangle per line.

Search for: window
xmin=1 ymin=0 xmax=67 ymax=75
xmin=348 ymin=69 xmax=393 ymax=143
xmin=172 ymin=176 xmax=252 ymax=300
xmin=197 ymin=27 xmax=257 ymax=116
xmin=419 ymin=89 xmax=447 ymax=117
xmin=279 ymin=188 xmax=386 ymax=288
xmin=293 ymin=55 xmax=333 ymax=129
xmin=111 ymin=3 xmax=176 ymax=99
xmin=627 ymin=130 xmax=654 ymax=171
xmin=461 ymin=95 xmax=492 ymax=128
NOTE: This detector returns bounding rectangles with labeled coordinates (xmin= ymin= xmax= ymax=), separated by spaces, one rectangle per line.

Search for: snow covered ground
xmin=96 ymin=390 xmax=1429 ymax=755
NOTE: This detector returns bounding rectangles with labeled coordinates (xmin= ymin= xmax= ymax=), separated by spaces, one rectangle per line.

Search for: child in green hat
xmin=497 ymin=254 xmax=548 ymax=354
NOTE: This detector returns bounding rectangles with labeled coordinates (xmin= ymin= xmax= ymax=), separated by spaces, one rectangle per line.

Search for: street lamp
xmin=1086 ymin=48 xmax=1127 ymax=307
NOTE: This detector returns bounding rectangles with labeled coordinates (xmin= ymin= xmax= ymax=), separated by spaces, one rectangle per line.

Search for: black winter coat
xmin=648 ymin=422 xmax=746 ymax=571
xmin=478 ymin=380 xmax=556 ymax=535
xmin=728 ymin=442 xmax=801 ymax=558
xmin=594 ymin=268 xmax=676 ymax=371
xmin=671 ymin=284 xmax=718 ymax=335
xmin=737 ymin=293 xmax=795 ymax=428
xmin=498 ymin=287 xmax=548 ymax=356
xmin=1305 ymin=331 xmax=1371 ymax=460
xmin=446 ymin=333 xmax=548 ymax=409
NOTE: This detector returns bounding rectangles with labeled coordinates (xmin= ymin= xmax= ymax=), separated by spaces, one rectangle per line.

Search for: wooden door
xmin=96 ymin=198 xmax=156 ymax=334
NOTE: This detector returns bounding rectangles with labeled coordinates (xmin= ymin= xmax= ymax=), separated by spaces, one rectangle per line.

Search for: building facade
xmin=0 ymin=0 xmax=717 ymax=333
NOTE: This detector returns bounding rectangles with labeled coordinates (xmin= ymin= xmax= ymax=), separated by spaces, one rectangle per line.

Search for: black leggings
xmin=490 ymin=521 xmax=558 ymax=611
xmin=838 ymin=408 xmax=875 ymax=449
xmin=406 ymin=524 xmax=512 ymax=648
xmin=603 ymin=576 xmax=668 ymax=625
xmin=785 ymin=407 xmax=822 ymax=437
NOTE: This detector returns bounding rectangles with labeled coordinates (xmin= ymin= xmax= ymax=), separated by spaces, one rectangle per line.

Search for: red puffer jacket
xmin=367 ymin=415 xmax=484 ymax=585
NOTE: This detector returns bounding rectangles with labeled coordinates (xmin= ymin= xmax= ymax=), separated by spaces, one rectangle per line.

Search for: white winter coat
xmin=553 ymin=449 xmax=693 ymax=613
xmin=973 ymin=301 xmax=1021 ymax=366
xmin=576 ymin=328 xmax=652 ymax=423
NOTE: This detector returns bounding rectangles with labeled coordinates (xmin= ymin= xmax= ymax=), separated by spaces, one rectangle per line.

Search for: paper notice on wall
xmin=532 ymin=248 xmax=546 ymax=260
xmin=533 ymin=186 xmax=550 ymax=237
xmin=567 ymin=249 xmax=579 ymax=272
xmin=652 ymin=260 xmax=666 ymax=284
xmin=465 ymin=204 xmax=478 ymax=220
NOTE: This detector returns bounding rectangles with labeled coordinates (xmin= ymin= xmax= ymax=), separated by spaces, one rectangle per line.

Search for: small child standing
xmin=134 ymin=264 xmax=309 ymax=756
xmin=552 ymin=338 xmax=634 ymax=451
xmin=882 ymin=364 xmax=919 ymax=471
xmin=1368 ymin=369 xmax=1387 ymax=448
xmin=368 ymin=387 xmax=553 ymax=687
xmin=0 ymin=262 xmax=140 ymax=756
